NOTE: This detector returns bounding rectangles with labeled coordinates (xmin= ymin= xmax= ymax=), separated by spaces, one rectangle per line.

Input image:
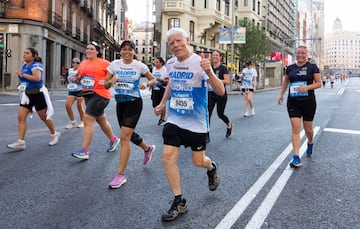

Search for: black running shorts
xmin=287 ymin=97 xmax=316 ymax=121
xmin=162 ymin=123 xmax=207 ymax=151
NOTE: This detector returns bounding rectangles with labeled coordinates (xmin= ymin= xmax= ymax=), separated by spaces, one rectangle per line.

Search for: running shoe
xmin=251 ymin=108 xmax=255 ymax=116
xmin=71 ymin=148 xmax=89 ymax=160
xmin=106 ymin=137 xmax=120 ymax=152
xmin=244 ymin=112 xmax=250 ymax=117
xmin=49 ymin=131 xmax=61 ymax=146
xmin=65 ymin=121 xmax=76 ymax=129
xmin=7 ymin=139 xmax=26 ymax=150
xmin=207 ymin=161 xmax=220 ymax=191
xmin=289 ymin=155 xmax=302 ymax=168
xmin=161 ymin=198 xmax=188 ymax=222
xmin=77 ymin=122 xmax=84 ymax=128
xmin=109 ymin=173 xmax=127 ymax=189
xmin=226 ymin=124 xmax=233 ymax=138
xmin=158 ymin=118 xmax=166 ymax=126
xmin=306 ymin=143 xmax=313 ymax=157
xmin=144 ymin=145 xmax=156 ymax=165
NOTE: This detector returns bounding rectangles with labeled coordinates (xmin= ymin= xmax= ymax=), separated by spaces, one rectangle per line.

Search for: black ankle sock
xmin=174 ymin=195 xmax=182 ymax=202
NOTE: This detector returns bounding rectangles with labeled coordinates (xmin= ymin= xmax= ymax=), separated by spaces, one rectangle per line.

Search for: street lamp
xmin=229 ymin=0 xmax=235 ymax=92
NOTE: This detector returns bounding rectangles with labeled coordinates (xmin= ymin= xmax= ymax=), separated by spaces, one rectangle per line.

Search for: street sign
xmin=219 ymin=27 xmax=246 ymax=44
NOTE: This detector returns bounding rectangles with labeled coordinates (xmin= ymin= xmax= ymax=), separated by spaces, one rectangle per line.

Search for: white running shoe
xmin=49 ymin=132 xmax=61 ymax=146
xmin=244 ymin=112 xmax=250 ymax=117
xmin=65 ymin=121 xmax=76 ymax=129
xmin=7 ymin=140 xmax=26 ymax=150
xmin=251 ymin=108 xmax=255 ymax=116
xmin=77 ymin=122 xmax=84 ymax=128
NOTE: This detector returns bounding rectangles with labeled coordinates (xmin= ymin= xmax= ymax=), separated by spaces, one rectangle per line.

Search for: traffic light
xmin=6 ymin=48 xmax=11 ymax=57
xmin=0 ymin=33 xmax=4 ymax=50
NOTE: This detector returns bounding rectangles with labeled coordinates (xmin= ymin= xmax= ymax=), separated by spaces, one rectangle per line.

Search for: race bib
xmin=170 ymin=97 xmax=194 ymax=111
xmin=18 ymin=82 xmax=28 ymax=92
xmin=67 ymin=82 xmax=80 ymax=91
xmin=114 ymin=82 xmax=134 ymax=90
xmin=81 ymin=76 xmax=95 ymax=90
xmin=290 ymin=81 xmax=308 ymax=97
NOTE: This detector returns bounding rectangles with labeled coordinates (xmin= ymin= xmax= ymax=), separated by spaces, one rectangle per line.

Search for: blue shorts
xmin=68 ymin=90 xmax=83 ymax=98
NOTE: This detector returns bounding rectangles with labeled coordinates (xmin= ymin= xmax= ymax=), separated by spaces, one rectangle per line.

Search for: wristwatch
xmin=20 ymin=73 xmax=24 ymax=77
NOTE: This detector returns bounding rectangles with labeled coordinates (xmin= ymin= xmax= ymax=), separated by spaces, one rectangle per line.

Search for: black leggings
xmin=208 ymin=91 xmax=230 ymax=125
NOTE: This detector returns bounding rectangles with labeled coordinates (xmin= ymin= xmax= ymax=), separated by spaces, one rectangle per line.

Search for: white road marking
xmin=324 ymin=127 xmax=360 ymax=135
xmin=245 ymin=126 xmax=320 ymax=229
xmin=337 ymin=87 xmax=345 ymax=96
xmin=0 ymin=103 xmax=19 ymax=106
xmin=216 ymin=128 xmax=320 ymax=229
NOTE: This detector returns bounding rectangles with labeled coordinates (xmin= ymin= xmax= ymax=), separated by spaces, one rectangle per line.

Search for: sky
xmin=125 ymin=0 xmax=360 ymax=34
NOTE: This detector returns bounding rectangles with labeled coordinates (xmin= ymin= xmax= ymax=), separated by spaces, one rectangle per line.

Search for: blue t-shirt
xmin=19 ymin=61 xmax=43 ymax=89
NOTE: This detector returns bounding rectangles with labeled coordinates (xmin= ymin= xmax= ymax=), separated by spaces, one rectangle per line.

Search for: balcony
xmin=52 ymin=13 xmax=62 ymax=29
xmin=162 ymin=0 xmax=184 ymax=16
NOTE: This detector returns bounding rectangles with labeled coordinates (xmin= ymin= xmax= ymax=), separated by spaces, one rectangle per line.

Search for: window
xmin=204 ymin=0 xmax=208 ymax=8
xmin=244 ymin=0 xmax=248 ymax=6
xmin=252 ymin=0 xmax=256 ymax=11
xmin=191 ymin=0 xmax=195 ymax=7
xmin=257 ymin=1 xmax=260 ymax=15
xmin=216 ymin=0 xmax=220 ymax=11
xmin=225 ymin=1 xmax=230 ymax=16
xmin=168 ymin=18 xmax=180 ymax=29
xmin=190 ymin=21 xmax=195 ymax=41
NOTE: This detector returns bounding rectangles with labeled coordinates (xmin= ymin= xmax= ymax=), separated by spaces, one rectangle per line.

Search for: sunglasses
xmin=72 ymin=61 xmax=80 ymax=64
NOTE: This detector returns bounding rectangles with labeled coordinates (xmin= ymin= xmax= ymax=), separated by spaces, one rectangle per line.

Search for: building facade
xmin=0 ymin=0 xmax=127 ymax=91
xmin=324 ymin=18 xmax=360 ymax=74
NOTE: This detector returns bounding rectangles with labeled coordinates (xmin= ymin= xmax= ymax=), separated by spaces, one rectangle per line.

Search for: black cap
xmin=89 ymin=41 xmax=101 ymax=52
xmin=120 ymin=40 xmax=136 ymax=50
xmin=245 ymin=60 xmax=252 ymax=66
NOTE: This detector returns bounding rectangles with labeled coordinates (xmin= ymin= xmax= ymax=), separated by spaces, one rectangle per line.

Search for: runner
xmin=151 ymin=56 xmax=169 ymax=125
xmin=207 ymin=50 xmax=233 ymax=141
xmin=241 ymin=60 xmax=257 ymax=117
xmin=71 ymin=42 xmax=120 ymax=160
xmin=7 ymin=48 xmax=60 ymax=150
xmin=104 ymin=40 xmax=157 ymax=189
xmin=277 ymin=46 xmax=321 ymax=168
xmin=154 ymin=28 xmax=223 ymax=222
xmin=65 ymin=57 xmax=85 ymax=129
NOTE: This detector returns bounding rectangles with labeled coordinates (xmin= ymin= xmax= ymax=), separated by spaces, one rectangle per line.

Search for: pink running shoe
xmin=109 ymin=173 xmax=127 ymax=189
xmin=143 ymin=145 xmax=156 ymax=165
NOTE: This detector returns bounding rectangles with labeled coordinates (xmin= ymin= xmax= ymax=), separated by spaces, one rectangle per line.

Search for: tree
xmin=235 ymin=19 xmax=273 ymax=67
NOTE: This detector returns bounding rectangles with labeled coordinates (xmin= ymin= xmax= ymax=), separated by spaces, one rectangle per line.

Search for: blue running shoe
xmin=72 ymin=149 xmax=89 ymax=160
xmin=306 ymin=143 xmax=313 ymax=157
xmin=289 ymin=155 xmax=302 ymax=168
xmin=106 ymin=137 xmax=120 ymax=152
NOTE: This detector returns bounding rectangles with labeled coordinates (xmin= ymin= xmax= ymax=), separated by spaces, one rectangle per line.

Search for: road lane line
xmin=245 ymin=126 xmax=320 ymax=229
xmin=215 ymin=130 xmax=307 ymax=229
xmin=324 ymin=127 xmax=360 ymax=135
xmin=337 ymin=87 xmax=345 ymax=96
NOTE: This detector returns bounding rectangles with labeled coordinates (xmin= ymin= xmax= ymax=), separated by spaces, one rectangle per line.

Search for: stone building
xmin=0 ymin=0 xmax=127 ymax=90
xmin=324 ymin=18 xmax=360 ymax=75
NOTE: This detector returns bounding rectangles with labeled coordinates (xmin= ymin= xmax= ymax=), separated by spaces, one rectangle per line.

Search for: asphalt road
xmin=0 ymin=78 xmax=359 ymax=229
